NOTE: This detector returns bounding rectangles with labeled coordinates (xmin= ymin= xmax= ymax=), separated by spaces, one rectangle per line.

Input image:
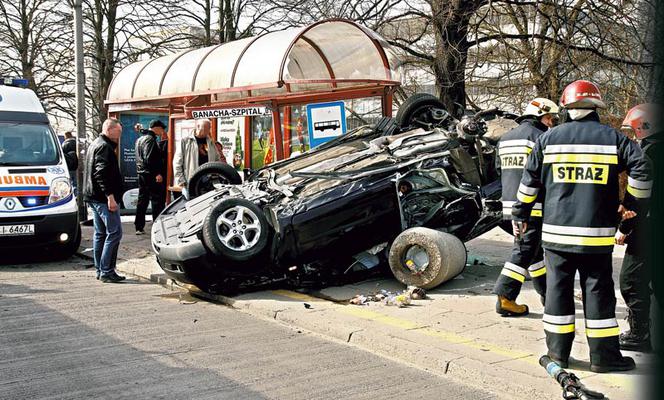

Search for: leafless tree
xmin=164 ymin=0 xmax=283 ymax=47
xmin=79 ymin=0 xmax=192 ymax=135
xmin=0 ymin=0 xmax=76 ymax=129
xmin=467 ymin=0 xmax=654 ymax=115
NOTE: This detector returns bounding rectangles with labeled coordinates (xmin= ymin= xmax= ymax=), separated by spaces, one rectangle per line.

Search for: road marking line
xmin=269 ymin=290 xmax=632 ymax=393
xmin=271 ymin=290 xmax=325 ymax=302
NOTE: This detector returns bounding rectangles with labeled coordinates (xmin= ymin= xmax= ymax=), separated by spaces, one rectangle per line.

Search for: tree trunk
xmin=429 ymin=0 xmax=485 ymax=118
xmin=18 ymin=0 xmax=37 ymax=92
xmin=224 ymin=0 xmax=235 ymax=42
xmin=203 ymin=0 xmax=212 ymax=46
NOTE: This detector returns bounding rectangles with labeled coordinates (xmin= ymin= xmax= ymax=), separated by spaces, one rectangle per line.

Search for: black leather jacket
xmin=135 ymin=129 xmax=162 ymax=175
xmin=83 ymin=135 xmax=123 ymax=203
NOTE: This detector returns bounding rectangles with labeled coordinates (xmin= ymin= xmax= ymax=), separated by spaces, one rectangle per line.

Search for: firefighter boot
xmin=590 ymin=356 xmax=636 ymax=373
xmin=496 ymin=296 xmax=529 ymax=317
xmin=620 ymin=314 xmax=652 ymax=352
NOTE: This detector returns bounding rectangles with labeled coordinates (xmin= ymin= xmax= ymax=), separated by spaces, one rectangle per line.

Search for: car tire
xmin=187 ymin=162 xmax=242 ymax=199
xmin=202 ymin=198 xmax=269 ymax=263
xmin=388 ymin=227 xmax=467 ymax=289
xmin=395 ymin=93 xmax=447 ymax=129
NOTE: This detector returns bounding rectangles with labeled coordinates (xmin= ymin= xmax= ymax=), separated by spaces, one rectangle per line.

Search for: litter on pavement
xmin=349 ymin=286 xmax=426 ymax=307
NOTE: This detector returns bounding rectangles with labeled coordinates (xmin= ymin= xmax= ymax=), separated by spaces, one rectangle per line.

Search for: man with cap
xmin=134 ymin=119 xmax=167 ymax=235
xmin=493 ymin=97 xmax=559 ymax=316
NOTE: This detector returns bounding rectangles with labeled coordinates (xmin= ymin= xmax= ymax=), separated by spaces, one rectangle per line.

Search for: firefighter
xmin=512 ymin=80 xmax=650 ymax=373
xmin=616 ymin=103 xmax=660 ymax=352
xmin=493 ymin=98 xmax=559 ymax=316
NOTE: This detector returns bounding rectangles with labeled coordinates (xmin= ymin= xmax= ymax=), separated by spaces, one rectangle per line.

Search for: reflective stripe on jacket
xmin=512 ymin=112 xmax=651 ymax=254
xmin=497 ymin=118 xmax=547 ymax=219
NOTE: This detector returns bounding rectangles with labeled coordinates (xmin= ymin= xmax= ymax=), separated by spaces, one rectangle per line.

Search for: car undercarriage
xmin=152 ymin=94 xmax=516 ymax=294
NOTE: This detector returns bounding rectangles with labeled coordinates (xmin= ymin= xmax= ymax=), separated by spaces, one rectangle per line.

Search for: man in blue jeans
xmin=82 ymin=118 xmax=126 ymax=283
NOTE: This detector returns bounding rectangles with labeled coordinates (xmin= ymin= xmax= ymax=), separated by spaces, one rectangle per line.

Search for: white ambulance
xmin=0 ymin=78 xmax=80 ymax=258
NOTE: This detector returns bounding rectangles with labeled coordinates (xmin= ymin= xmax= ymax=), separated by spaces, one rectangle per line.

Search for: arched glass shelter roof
xmin=106 ymin=19 xmax=401 ymax=105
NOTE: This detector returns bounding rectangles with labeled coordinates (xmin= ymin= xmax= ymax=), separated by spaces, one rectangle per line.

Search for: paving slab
xmin=77 ymin=223 xmax=652 ymax=400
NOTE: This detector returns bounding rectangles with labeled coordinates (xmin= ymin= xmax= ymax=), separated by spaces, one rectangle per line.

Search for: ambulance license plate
xmin=0 ymin=224 xmax=35 ymax=236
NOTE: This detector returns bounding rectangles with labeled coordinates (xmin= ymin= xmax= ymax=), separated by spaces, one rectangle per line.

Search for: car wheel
xmin=188 ymin=162 xmax=242 ymax=199
xmin=202 ymin=198 xmax=269 ymax=263
xmin=388 ymin=227 xmax=467 ymax=289
xmin=395 ymin=93 xmax=448 ymax=130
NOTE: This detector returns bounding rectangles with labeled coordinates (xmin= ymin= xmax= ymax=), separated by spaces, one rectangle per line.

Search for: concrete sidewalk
xmin=79 ymin=221 xmax=654 ymax=400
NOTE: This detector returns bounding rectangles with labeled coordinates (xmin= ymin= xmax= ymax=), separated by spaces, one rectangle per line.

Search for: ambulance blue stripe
xmin=0 ymin=194 xmax=72 ymax=213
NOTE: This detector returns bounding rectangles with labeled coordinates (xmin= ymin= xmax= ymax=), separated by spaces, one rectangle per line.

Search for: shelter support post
xmin=283 ymin=106 xmax=291 ymax=159
xmin=166 ymin=115 xmax=175 ymax=204
xmin=382 ymin=90 xmax=393 ymax=118
xmin=271 ymin=104 xmax=284 ymax=161
xmin=244 ymin=116 xmax=251 ymax=169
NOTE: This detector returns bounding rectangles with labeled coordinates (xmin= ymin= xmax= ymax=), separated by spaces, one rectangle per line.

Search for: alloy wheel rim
xmin=215 ymin=205 xmax=261 ymax=251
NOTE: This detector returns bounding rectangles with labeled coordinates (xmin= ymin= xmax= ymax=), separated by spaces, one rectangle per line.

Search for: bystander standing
xmin=82 ymin=118 xmax=126 ymax=283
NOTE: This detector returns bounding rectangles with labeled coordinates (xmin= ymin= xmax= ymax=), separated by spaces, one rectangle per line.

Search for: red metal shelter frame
xmin=105 ymin=19 xmax=401 ymax=200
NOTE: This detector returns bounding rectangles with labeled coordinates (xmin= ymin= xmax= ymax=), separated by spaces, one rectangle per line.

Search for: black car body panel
xmin=152 ymin=117 xmax=508 ymax=291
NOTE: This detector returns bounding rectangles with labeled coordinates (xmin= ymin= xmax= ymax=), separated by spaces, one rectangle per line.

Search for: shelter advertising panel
xmin=118 ymin=112 xmax=167 ymax=209
xmin=306 ymin=101 xmax=346 ymax=148
xmin=217 ymin=117 xmax=246 ymax=171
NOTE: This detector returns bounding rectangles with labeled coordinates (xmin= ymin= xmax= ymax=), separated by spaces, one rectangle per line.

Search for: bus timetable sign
xmin=191 ymin=106 xmax=270 ymax=119
xmin=306 ymin=101 xmax=346 ymax=148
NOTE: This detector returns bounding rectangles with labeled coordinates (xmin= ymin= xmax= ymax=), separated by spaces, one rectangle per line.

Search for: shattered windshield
xmin=0 ymin=122 xmax=60 ymax=166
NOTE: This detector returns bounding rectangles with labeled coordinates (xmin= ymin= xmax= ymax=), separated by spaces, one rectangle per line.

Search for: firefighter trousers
xmin=620 ymin=243 xmax=651 ymax=325
xmin=493 ymin=220 xmax=546 ymax=301
xmin=544 ymin=249 xmax=623 ymax=365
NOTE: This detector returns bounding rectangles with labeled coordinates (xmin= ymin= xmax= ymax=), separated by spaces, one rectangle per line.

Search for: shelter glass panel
xmin=303 ymin=23 xmax=386 ymax=80
xmin=162 ymin=47 xmax=212 ymax=95
xmin=234 ymin=29 xmax=305 ymax=87
xmin=107 ymin=59 xmax=151 ymax=101
xmin=283 ymin=39 xmax=333 ymax=81
xmin=133 ymin=54 xmax=180 ymax=98
xmin=250 ymin=114 xmax=274 ymax=170
xmin=194 ymin=37 xmax=255 ymax=91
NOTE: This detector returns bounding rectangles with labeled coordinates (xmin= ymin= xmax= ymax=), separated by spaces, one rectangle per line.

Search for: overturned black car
xmin=151 ymin=94 xmax=516 ymax=293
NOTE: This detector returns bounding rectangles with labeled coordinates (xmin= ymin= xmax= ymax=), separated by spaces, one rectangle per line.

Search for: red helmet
xmin=560 ymin=80 xmax=606 ymax=109
xmin=622 ymin=103 xmax=661 ymax=140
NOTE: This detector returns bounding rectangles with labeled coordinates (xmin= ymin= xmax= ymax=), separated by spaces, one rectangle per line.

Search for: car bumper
xmin=154 ymin=236 xmax=214 ymax=285
xmin=0 ymin=211 xmax=79 ymax=250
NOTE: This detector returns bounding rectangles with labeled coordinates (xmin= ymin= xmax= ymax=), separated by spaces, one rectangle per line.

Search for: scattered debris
xmin=350 ymin=295 xmax=368 ymax=305
xmin=386 ymin=293 xmax=412 ymax=307
xmin=349 ymin=286 xmax=426 ymax=308
xmin=406 ymin=286 xmax=427 ymax=300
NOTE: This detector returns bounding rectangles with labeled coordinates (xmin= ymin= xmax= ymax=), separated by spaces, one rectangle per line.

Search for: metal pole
xmin=73 ymin=0 xmax=87 ymax=220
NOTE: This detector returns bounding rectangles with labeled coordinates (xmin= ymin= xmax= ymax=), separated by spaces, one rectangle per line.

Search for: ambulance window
xmin=0 ymin=122 xmax=59 ymax=166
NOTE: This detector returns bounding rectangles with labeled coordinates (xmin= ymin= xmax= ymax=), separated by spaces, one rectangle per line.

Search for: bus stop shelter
xmin=105 ymin=19 xmax=402 ymax=201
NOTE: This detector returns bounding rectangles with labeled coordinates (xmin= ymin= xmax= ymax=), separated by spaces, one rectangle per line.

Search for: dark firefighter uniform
xmin=618 ymin=134 xmax=659 ymax=350
xmin=493 ymin=117 xmax=547 ymax=302
xmin=512 ymin=112 xmax=651 ymax=368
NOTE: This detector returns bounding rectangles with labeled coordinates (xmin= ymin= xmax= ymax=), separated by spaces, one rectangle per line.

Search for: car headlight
xmin=49 ymin=177 xmax=72 ymax=204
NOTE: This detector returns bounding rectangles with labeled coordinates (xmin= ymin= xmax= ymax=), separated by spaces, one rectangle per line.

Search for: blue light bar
xmin=1 ymin=78 xmax=29 ymax=87
xmin=26 ymin=198 xmax=38 ymax=206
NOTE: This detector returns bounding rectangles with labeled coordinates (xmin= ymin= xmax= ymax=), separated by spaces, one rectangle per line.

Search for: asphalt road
xmin=0 ymin=257 xmax=496 ymax=400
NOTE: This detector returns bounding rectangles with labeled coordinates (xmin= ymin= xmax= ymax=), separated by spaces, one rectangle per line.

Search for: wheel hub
xmin=215 ymin=205 xmax=261 ymax=251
